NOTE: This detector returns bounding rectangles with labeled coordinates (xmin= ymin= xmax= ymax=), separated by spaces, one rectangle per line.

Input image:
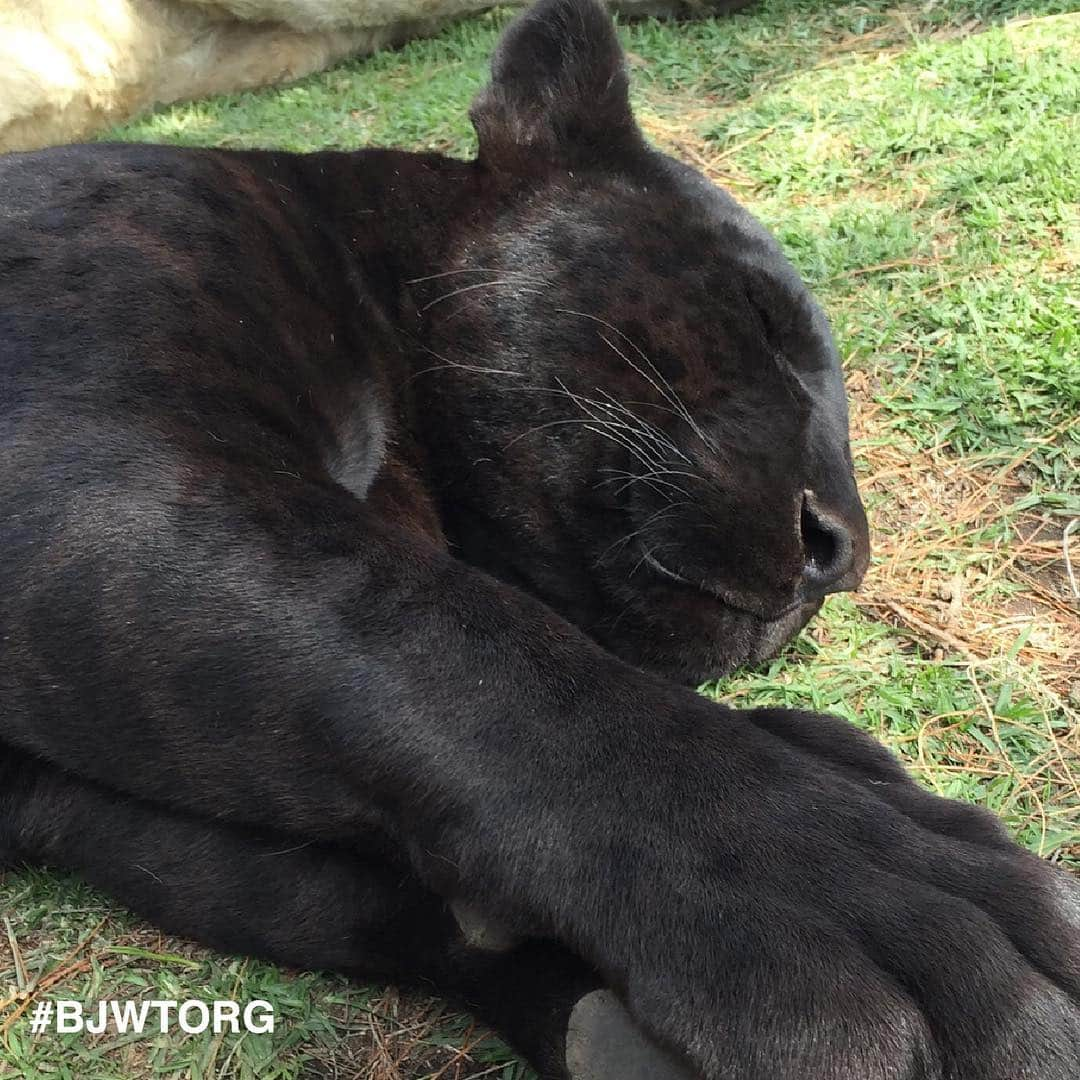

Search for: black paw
xmin=583 ymin=705 xmax=1080 ymax=1079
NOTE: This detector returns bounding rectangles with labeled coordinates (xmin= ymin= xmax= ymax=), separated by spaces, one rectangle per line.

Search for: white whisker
xmin=593 ymin=502 xmax=692 ymax=565
xmin=420 ymin=280 xmax=544 ymax=313
xmin=556 ymin=307 xmax=716 ymax=451
xmin=405 ymin=267 xmax=512 ymax=284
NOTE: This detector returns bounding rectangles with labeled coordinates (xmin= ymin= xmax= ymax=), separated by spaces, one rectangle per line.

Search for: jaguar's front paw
xmin=593 ymin=711 xmax=1080 ymax=1080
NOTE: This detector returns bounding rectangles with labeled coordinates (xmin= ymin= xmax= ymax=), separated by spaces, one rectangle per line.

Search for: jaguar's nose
xmin=799 ymin=490 xmax=862 ymax=602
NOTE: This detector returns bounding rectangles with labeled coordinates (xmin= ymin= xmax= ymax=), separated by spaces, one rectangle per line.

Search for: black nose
xmin=800 ymin=491 xmax=856 ymax=601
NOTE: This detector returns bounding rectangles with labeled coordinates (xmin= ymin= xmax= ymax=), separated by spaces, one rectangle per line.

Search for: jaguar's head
xmin=412 ymin=0 xmax=869 ymax=685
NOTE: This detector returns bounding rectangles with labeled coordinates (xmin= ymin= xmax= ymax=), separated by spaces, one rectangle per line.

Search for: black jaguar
xmin=1 ymin=1 xmax=1078 ymax=1076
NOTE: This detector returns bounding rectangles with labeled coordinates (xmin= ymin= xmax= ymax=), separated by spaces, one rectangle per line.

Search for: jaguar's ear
xmin=470 ymin=0 xmax=641 ymax=170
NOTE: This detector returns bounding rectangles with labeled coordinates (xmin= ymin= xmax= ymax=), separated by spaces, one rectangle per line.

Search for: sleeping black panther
xmin=1 ymin=0 xmax=1078 ymax=1077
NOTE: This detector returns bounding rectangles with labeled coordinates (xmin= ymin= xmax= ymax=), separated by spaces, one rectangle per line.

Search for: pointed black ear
xmin=471 ymin=0 xmax=641 ymax=169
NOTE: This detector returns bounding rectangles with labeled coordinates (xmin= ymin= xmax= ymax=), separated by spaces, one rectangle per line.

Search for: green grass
xmin=3 ymin=1 xmax=1079 ymax=1076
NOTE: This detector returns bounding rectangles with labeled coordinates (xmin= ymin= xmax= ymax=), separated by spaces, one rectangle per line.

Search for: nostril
xmin=800 ymin=492 xmax=855 ymax=598
xmin=801 ymin=501 xmax=836 ymax=574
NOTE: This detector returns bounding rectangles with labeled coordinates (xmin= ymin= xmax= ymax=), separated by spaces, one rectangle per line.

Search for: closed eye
xmin=744 ymin=285 xmax=776 ymax=344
